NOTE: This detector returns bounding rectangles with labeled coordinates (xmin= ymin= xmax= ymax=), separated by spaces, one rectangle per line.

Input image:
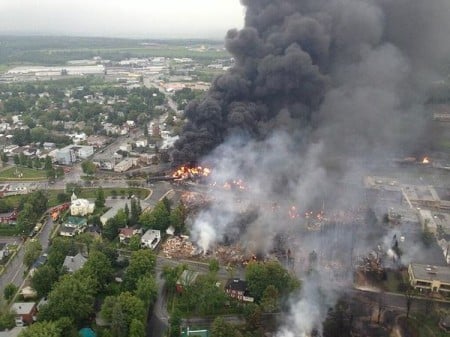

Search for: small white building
xmin=141 ymin=229 xmax=161 ymax=249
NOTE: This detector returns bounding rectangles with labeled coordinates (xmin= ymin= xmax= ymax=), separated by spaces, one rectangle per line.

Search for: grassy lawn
xmin=0 ymin=167 xmax=46 ymax=181
xmin=1 ymin=187 xmax=151 ymax=209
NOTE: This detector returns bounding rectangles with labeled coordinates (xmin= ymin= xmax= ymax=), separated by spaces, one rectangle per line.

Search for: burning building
xmin=170 ymin=0 xmax=450 ymax=335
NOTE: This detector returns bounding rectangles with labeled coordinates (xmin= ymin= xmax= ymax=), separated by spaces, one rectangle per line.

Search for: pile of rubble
xmin=213 ymin=244 xmax=247 ymax=265
xmin=162 ymin=236 xmax=197 ymax=259
xmin=181 ymin=191 xmax=210 ymax=209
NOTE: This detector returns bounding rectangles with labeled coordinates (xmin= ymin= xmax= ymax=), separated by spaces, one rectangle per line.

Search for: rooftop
xmin=410 ymin=263 xmax=450 ymax=283
xmin=63 ymin=253 xmax=87 ymax=273
xmin=11 ymin=302 xmax=35 ymax=315
xmin=225 ymin=278 xmax=248 ymax=292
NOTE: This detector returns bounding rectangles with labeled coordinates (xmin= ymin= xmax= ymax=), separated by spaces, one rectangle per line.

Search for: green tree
xmin=261 ymin=285 xmax=279 ymax=313
xmin=31 ymin=265 xmax=59 ymax=297
xmin=33 ymin=157 xmax=42 ymax=169
xmin=81 ymin=250 xmax=113 ymax=292
xmin=38 ymin=273 xmax=95 ymax=324
xmin=162 ymin=264 xmax=185 ymax=296
xmin=211 ymin=316 xmax=237 ymax=337
xmin=129 ymin=319 xmax=146 ymax=337
xmin=103 ymin=209 xmax=128 ymax=241
xmin=47 ymin=237 xmax=78 ymax=271
xmin=130 ymin=199 xmax=140 ymax=225
xmin=209 ymin=258 xmax=220 ymax=274
xmin=0 ymin=308 xmax=15 ymax=330
xmin=135 ymin=275 xmax=158 ymax=309
xmin=24 ymin=240 xmax=43 ymax=268
xmin=170 ymin=203 xmax=186 ymax=234
xmin=13 ymin=154 xmax=20 ymax=166
xmin=0 ymin=151 xmax=8 ymax=164
xmin=123 ymin=250 xmax=156 ymax=291
xmin=95 ymin=187 xmax=106 ymax=208
xmin=18 ymin=321 xmax=61 ymax=337
xmin=128 ymin=235 xmax=141 ymax=251
xmin=57 ymin=192 xmax=70 ymax=204
xmin=124 ymin=203 xmax=130 ymax=222
xmin=139 ymin=200 xmax=170 ymax=231
xmin=3 ymin=283 xmax=18 ymax=302
xmin=243 ymin=303 xmax=262 ymax=330
xmin=44 ymin=156 xmax=53 ymax=170
xmin=168 ymin=308 xmax=182 ymax=337
xmin=246 ymin=261 xmax=299 ymax=302
xmin=101 ymin=292 xmax=146 ymax=337
xmin=81 ymin=160 xmax=97 ymax=175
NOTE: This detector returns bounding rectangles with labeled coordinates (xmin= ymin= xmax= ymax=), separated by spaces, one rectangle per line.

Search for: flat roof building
xmin=408 ymin=263 xmax=450 ymax=293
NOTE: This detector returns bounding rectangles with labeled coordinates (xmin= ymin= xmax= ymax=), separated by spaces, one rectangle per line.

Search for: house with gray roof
xmin=63 ymin=253 xmax=87 ymax=273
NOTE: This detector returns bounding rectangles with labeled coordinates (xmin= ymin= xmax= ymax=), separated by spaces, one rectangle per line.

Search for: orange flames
xmin=172 ymin=165 xmax=211 ymax=180
xmin=223 ymin=179 xmax=246 ymax=191
xmin=422 ymin=157 xmax=430 ymax=164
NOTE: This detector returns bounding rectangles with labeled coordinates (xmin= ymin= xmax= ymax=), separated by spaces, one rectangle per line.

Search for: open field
xmin=0 ymin=167 xmax=46 ymax=181
xmin=0 ymin=36 xmax=229 ymax=67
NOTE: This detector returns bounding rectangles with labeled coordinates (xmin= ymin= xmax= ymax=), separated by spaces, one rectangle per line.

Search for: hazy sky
xmin=0 ymin=0 xmax=245 ymax=39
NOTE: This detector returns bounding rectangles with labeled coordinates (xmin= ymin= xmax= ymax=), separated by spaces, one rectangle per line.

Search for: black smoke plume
xmin=173 ymin=0 xmax=450 ymax=165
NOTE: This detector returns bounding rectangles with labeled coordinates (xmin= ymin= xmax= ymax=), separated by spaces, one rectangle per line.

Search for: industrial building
xmin=114 ymin=158 xmax=137 ymax=173
xmin=408 ymin=263 xmax=450 ymax=293
xmin=55 ymin=145 xmax=94 ymax=165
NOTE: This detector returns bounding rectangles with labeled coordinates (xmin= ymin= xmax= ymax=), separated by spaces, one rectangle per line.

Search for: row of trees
xmin=16 ymin=190 xmax=48 ymax=234
xmin=103 ymin=197 xmax=187 ymax=242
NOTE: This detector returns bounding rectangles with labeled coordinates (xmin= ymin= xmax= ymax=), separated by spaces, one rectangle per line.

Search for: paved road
xmin=0 ymin=214 xmax=54 ymax=294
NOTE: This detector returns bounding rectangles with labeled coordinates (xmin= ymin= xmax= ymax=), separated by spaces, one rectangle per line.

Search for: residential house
xmin=118 ymin=227 xmax=142 ymax=244
xmin=224 ymin=279 xmax=254 ymax=302
xmin=10 ymin=302 xmax=37 ymax=326
xmin=408 ymin=263 xmax=450 ymax=293
xmin=62 ymin=253 xmax=87 ymax=273
xmin=141 ymin=229 xmax=161 ymax=249
xmin=176 ymin=269 xmax=199 ymax=293
xmin=60 ymin=216 xmax=87 ymax=237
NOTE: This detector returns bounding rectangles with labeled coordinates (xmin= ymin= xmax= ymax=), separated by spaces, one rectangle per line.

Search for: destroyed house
xmin=224 ymin=279 xmax=254 ymax=302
